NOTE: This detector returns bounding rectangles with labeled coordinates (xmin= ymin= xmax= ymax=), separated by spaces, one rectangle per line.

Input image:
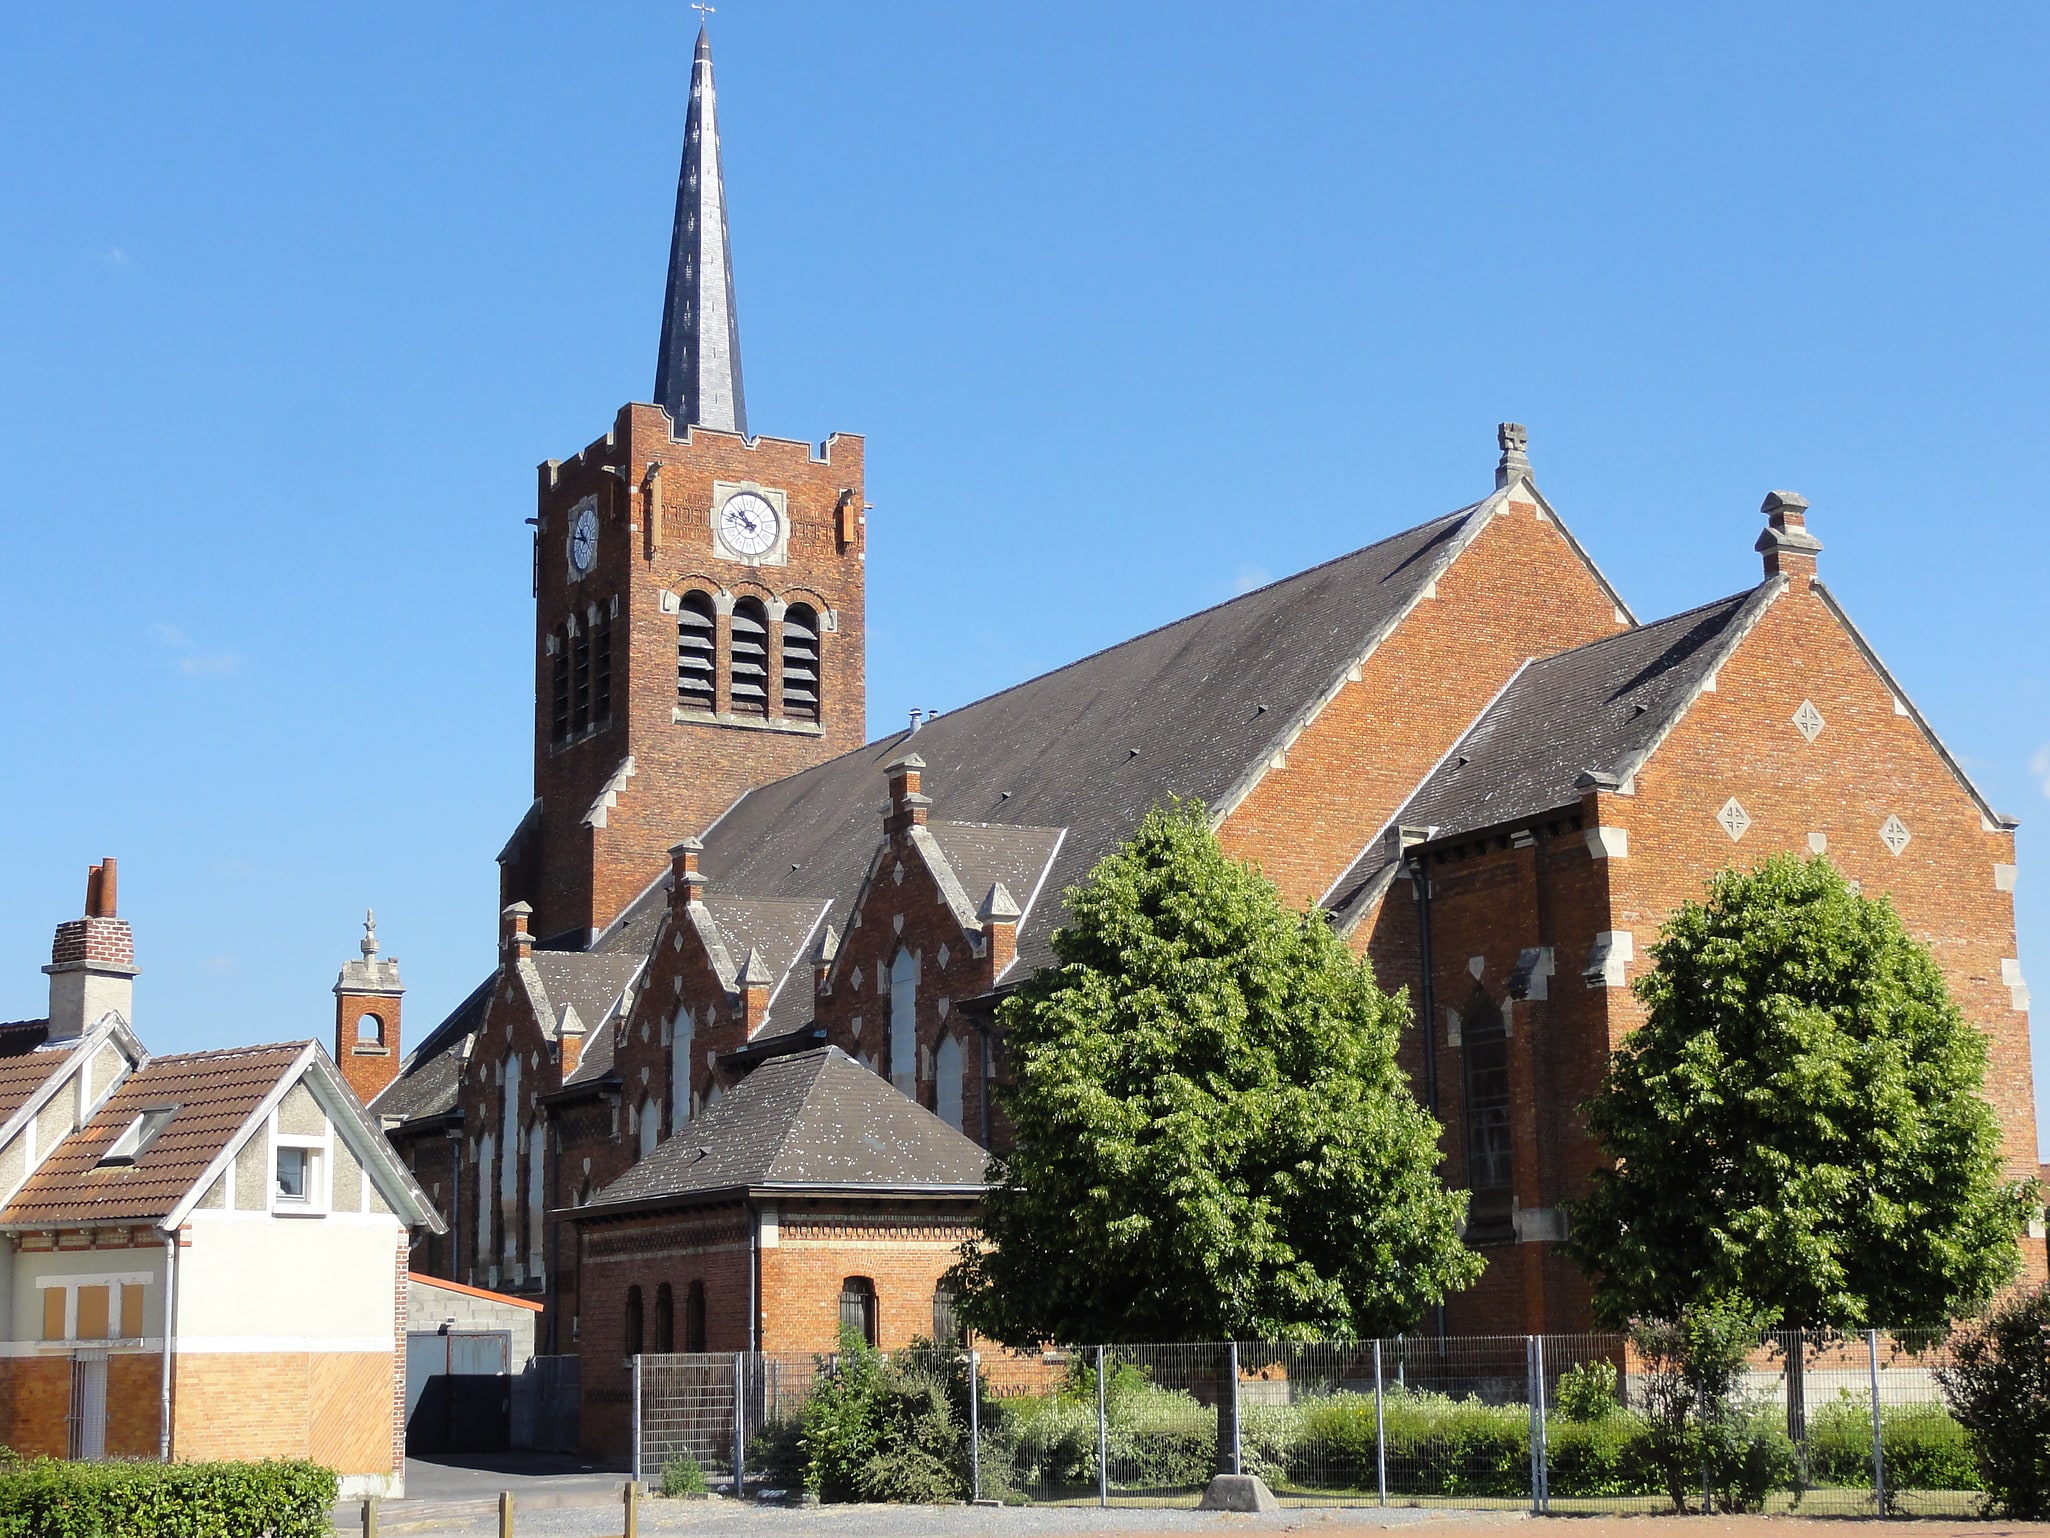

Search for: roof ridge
xmin=758 ymin=1049 xmax=852 ymax=1177
xmin=140 ymin=1040 xmax=309 ymax=1066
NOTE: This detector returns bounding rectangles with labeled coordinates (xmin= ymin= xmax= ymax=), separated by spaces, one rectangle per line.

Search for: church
xmin=345 ymin=25 xmax=2039 ymax=1455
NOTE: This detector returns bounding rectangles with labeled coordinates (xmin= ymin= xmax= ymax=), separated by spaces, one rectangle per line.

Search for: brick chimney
xmin=737 ymin=947 xmax=772 ymax=1035
xmin=883 ymin=755 xmax=929 ymax=839
xmin=669 ymin=838 xmax=707 ymax=910
xmin=1756 ymin=490 xmax=1822 ymax=587
xmin=44 ymin=859 xmax=138 ymax=1042
xmin=334 ymin=910 xmax=404 ymax=1105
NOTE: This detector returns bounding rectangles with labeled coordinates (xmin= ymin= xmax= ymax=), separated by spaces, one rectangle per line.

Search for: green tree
xmin=949 ymin=801 xmax=1479 ymax=1345
xmin=1564 ymin=853 xmax=2032 ymax=1331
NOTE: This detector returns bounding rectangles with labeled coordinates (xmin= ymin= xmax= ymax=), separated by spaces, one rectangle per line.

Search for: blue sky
xmin=3 ymin=4 xmax=2047 ymax=1147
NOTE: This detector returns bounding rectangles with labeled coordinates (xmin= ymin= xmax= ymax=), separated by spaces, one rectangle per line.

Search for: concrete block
xmin=1198 ymin=1474 xmax=1279 ymax=1512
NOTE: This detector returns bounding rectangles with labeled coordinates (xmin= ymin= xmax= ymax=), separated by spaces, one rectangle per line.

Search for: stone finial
xmin=1755 ymin=489 xmax=1823 ymax=585
xmin=1495 ymin=422 xmax=1531 ymax=490
xmin=977 ymin=883 xmax=1022 ymax=923
xmin=738 ymin=947 xmax=771 ymax=987
xmin=814 ymin=923 xmax=841 ymax=965
xmin=360 ymin=909 xmax=379 ymax=960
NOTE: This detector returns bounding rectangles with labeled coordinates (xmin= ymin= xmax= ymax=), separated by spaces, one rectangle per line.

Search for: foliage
xmin=798 ymin=1329 xmax=1009 ymax=1503
xmin=1939 ymin=1283 xmax=2050 ymax=1515
xmin=951 ymin=802 xmax=1479 ymax=1345
xmin=1008 ymin=1354 xmax=1214 ymax=1493
xmin=1565 ymin=855 xmax=2033 ymax=1332
xmin=1554 ymin=1360 xmax=1621 ymax=1423
xmin=0 ymin=1458 xmax=337 ymax=1538
xmin=1628 ymin=1304 xmax=1792 ymax=1512
xmin=658 ymin=1452 xmax=707 ymax=1497
xmin=1806 ymin=1397 xmax=1981 ymax=1497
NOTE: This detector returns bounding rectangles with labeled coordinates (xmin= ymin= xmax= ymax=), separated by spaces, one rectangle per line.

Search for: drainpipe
xmin=158 ymin=1226 xmax=179 ymax=1461
xmin=1404 ymin=838 xmax=1447 ymax=1348
xmin=745 ymin=1197 xmax=761 ymax=1351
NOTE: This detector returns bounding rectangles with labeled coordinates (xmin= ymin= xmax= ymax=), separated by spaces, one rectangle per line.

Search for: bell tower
xmin=501 ymin=22 xmax=867 ymax=946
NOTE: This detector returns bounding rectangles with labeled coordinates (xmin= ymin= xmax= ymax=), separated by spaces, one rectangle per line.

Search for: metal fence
xmin=629 ymin=1329 xmax=1980 ymax=1513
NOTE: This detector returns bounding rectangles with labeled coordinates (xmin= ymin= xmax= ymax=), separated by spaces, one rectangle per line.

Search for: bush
xmin=798 ymin=1330 xmax=1011 ymax=1504
xmin=1008 ymin=1354 xmax=1212 ymax=1495
xmin=0 ymin=1458 xmax=337 ymax=1538
xmin=1941 ymin=1284 xmax=2050 ymax=1516
xmin=659 ymin=1452 xmax=707 ymax=1497
xmin=1806 ymin=1398 xmax=1980 ymax=1495
xmin=1555 ymin=1360 xmax=1620 ymax=1422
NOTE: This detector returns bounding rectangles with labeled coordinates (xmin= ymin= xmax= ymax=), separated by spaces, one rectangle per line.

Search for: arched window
xmin=355 ymin=1013 xmax=384 ymax=1046
xmin=781 ymin=604 xmax=821 ymax=722
xmin=838 ymin=1276 xmax=877 ymax=1346
xmin=935 ymin=1034 xmax=965 ymax=1131
xmin=1461 ymin=993 xmax=1514 ymax=1244
xmin=685 ymin=1281 xmax=707 ymax=1352
xmin=728 ymin=599 xmax=769 ymax=717
xmin=525 ymin=1123 xmax=545 ymax=1275
xmin=654 ymin=1283 xmax=675 ymax=1354
xmin=671 ymin=1009 xmax=694 ymax=1131
xmin=474 ymin=1131 xmax=494 ymax=1275
xmin=624 ymin=1285 xmax=644 ymax=1358
xmin=889 ymin=949 xmax=919 ymax=1096
xmin=500 ymin=1057 xmax=521 ymax=1262
xmin=637 ymin=1095 xmax=658 ymax=1159
xmin=676 ymin=592 xmax=715 ymax=712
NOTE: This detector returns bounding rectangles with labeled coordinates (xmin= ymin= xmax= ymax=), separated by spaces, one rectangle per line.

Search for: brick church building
xmin=351 ymin=23 xmax=2038 ymax=1446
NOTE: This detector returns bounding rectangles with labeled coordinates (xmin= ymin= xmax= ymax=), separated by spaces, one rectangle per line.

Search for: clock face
xmin=569 ymin=506 xmax=599 ymax=574
xmin=718 ymin=491 xmax=780 ymax=559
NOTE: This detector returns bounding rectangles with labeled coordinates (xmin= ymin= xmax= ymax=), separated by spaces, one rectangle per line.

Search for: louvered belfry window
xmin=570 ymin=619 xmax=593 ymax=735
xmin=676 ymin=592 xmax=715 ymax=712
xmin=781 ymin=604 xmax=821 ymax=722
xmin=549 ymin=630 xmax=572 ymax=745
xmin=591 ymin=605 xmax=613 ymax=729
xmin=729 ymin=598 xmax=770 ymax=717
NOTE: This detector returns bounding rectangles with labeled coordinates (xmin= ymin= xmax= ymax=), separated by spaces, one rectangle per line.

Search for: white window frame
xmin=270 ymin=1109 xmax=333 ymax=1217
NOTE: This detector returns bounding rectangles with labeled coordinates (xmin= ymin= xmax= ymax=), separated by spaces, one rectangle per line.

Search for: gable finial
xmin=654 ymin=6 xmax=748 ymax=435
xmin=1495 ymin=422 xmax=1531 ymax=490
xmin=360 ymin=908 xmax=379 ymax=960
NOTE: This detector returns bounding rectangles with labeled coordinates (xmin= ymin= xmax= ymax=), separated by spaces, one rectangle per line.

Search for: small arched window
xmin=676 ymin=592 xmax=715 ymax=712
xmin=685 ymin=1280 xmax=707 ymax=1353
xmin=838 ymin=1276 xmax=878 ymax=1347
xmin=671 ymin=1010 xmax=694 ymax=1131
xmin=355 ymin=1013 xmax=384 ymax=1046
xmin=935 ymin=1033 xmax=964 ymax=1131
xmin=624 ymin=1285 xmax=644 ymax=1358
xmin=781 ymin=604 xmax=821 ymax=722
xmin=637 ymin=1096 xmax=658 ymax=1160
xmin=888 ymin=949 xmax=919 ymax=1095
xmin=729 ymin=599 xmax=769 ymax=717
xmin=654 ymin=1283 xmax=675 ymax=1354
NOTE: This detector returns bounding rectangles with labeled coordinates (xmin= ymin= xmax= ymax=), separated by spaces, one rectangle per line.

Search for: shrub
xmin=0 ymin=1458 xmax=337 ymax=1538
xmin=1555 ymin=1360 xmax=1621 ymax=1422
xmin=1806 ymin=1397 xmax=1980 ymax=1495
xmin=1940 ymin=1285 xmax=2050 ymax=1515
xmin=797 ymin=1330 xmax=1012 ymax=1504
xmin=659 ymin=1452 xmax=707 ymax=1497
xmin=1007 ymin=1356 xmax=1213 ymax=1494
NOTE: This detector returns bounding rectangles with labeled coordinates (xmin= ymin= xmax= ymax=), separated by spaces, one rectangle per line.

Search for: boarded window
xmin=75 ymin=1285 xmax=109 ymax=1341
xmin=838 ymin=1276 xmax=877 ymax=1347
xmin=41 ymin=1288 xmax=64 ymax=1341
xmin=676 ymin=593 xmax=716 ymax=711
xmin=120 ymin=1284 xmax=144 ymax=1339
xmin=728 ymin=599 xmax=769 ymax=716
xmin=781 ymin=605 xmax=820 ymax=722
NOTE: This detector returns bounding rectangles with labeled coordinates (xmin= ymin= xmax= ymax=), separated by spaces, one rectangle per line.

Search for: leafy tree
xmin=1565 ymin=854 xmax=2032 ymax=1331
xmin=949 ymin=801 xmax=1479 ymax=1345
xmin=1938 ymin=1281 xmax=2050 ymax=1517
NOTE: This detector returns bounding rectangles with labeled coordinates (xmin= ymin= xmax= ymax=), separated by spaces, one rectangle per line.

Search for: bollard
xmin=361 ymin=1495 xmax=379 ymax=1538
xmin=498 ymin=1490 xmax=514 ymax=1538
xmin=624 ymin=1480 xmax=640 ymax=1538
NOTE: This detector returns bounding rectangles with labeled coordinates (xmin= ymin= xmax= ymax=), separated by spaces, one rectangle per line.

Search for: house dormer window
xmin=98 ymin=1105 xmax=178 ymax=1167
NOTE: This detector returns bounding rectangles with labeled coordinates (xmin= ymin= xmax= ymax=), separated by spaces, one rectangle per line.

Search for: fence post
xmin=968 ymin=1348 xmax=982 ymax=1502
xmin=361 ymin=1495 xmax=378 ymax=1538
xmin=497 ymin=1490 xmax=513 ymax=1538
xmin=1227 ymin=1341 xmax=1243 ymax=1477
xmin=733 ymin=1352 xmax=747 ymax=1500
xmin=1095 ymin=1346 xmax=1109 ymax=1508
xmin=1526 ymin=1337 xmax=1541 ymax=1515
xmin=629 ymin=1354 xmax=643 ymax=1487
xmin=623 ymin=1481 xmax=639 ymax=1538
xmin=1372 ymin=1339 xmax=1387 ymax=1508
xmin=1866 ymin=1328 xmax=1887 ymax=1514
xmin=1533 ymin=1335 xmax=1549 ymax=1514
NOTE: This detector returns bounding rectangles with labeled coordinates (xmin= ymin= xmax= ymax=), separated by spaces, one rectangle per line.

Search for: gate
xmin=66 ymin=1350 xmax=108 ymax=1461
xmin=406 ymin=1330 xmax=513 ymax=1454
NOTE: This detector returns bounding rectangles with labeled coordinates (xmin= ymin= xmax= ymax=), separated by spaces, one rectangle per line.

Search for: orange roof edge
xmin=409 ymin=1272 xmax=545 ymax=1313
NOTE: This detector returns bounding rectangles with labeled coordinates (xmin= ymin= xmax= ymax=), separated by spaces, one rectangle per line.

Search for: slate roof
xmin=581 ymin=1046 xmax=989 ymax=1210
xmin=527 ymin=951 xmax=644 ymax=1036
xmin=2 ymin=1042 xmax=306 ymax=1227
xmin=1322 ymin=588 xmax=1763 ymax=921
xmin=370 ymin=976 xmax=491 ymax=1123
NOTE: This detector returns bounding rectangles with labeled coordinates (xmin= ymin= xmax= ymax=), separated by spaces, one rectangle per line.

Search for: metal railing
xmin=628 ymin=1328 xmax=1981 ymax=1513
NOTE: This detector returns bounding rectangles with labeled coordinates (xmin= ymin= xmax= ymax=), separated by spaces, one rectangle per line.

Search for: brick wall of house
xmin=1220 ymin=494 xmax=1628 ymax=909
xmin=509 ymin=410 xmax=867 ymax=944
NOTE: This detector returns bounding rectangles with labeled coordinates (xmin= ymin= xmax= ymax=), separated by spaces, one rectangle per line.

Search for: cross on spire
xmin=655 ymin=5 xmax=748 ymax=434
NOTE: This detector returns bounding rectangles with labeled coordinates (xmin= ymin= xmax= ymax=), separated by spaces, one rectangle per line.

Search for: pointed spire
xmin=654 ymin=22 xmax=748 ymax=436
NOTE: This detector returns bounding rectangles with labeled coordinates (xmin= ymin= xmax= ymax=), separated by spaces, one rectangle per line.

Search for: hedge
xmin=0 ymin=1458 xmax=337 ymax=1538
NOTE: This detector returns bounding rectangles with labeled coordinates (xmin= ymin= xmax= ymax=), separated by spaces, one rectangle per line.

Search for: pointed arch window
xmin=728 ymin=599 xmax=769 ymax=716
xmin=1460 ymin=993 xmax=1514 ymax=1244
xmin=550 ymin=603 xmax=614 ymax=744
xmin=654 ymin=1283 xmax=675 ymax=1354
xmin=624 ymin=1286 xmax=644 ymax=1358
xmin=685 ymin=1280 xmax=707 ymax=1352
xmin=676 ymin=592 xmax=716 ymax=712
xmin=889 ymin=949 xmax=919 ymax=1097
xmin=637 ymin=1095 xmax=659 ymax=1160
xmin=781 ymin=604 xmax=821 ymax=722
xmin=935 ymin=1034 xmax=964 ymax=1131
